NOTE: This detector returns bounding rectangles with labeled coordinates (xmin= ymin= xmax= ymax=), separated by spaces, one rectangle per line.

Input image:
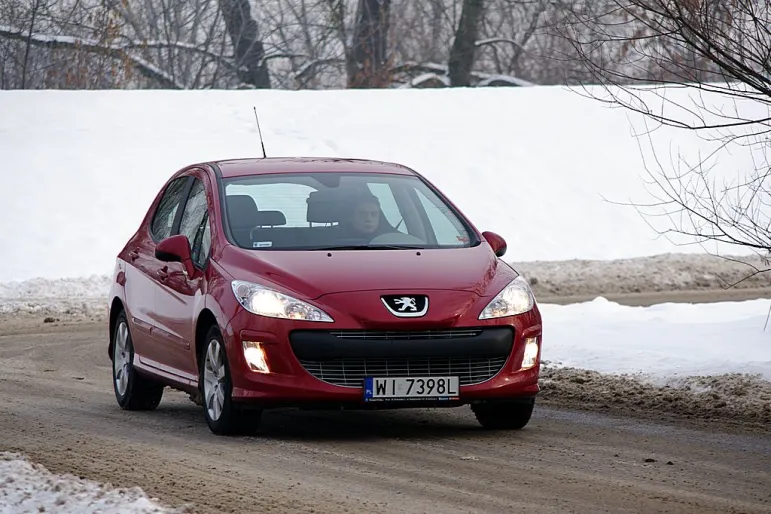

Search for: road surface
xmin=1 ymin=318 xmax=769 ymax=513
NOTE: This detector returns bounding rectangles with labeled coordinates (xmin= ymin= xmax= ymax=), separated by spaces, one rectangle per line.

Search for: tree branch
xmin=0 ymin=24 xmax=185 ymax=88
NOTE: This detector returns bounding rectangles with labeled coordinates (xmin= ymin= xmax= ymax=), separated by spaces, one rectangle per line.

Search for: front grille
xmin=298 ymin=356 xmax=508 ymax=388
xmin=328 ymin=328 xmax=483 ymax=340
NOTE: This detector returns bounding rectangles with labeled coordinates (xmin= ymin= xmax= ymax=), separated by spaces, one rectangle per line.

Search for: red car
xmin=108 ymin=157 xmax=543 ymax=435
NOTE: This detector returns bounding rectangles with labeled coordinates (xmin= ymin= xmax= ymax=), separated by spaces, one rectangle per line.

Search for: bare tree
xmin=219 ymin=0 xmax=270 ymax=87
xmin=448 ymin=0 xmax=484 ymax=86
xmin=0 ymin=0 xmax=166 ymax=89
xmin=0 ymin=0 xmax=272 ymax=89
xmin=555 ymin=0 xmax=771 ymax=274
xmin=388 ymin=0 xmax=569 ymax=88
xmin=0 ymin=0 xmax=611 ymax=90
xmin=347 ymin=0 xmax=391 ymax=87
xmin=474 ymin=0 xmax=549 ymax=79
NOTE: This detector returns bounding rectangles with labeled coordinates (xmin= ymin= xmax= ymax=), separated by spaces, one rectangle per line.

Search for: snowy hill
xmin=1 ymin=86 xmax=765 ymax=283
xmin=0 ymin=87 xmax=769 ymax=429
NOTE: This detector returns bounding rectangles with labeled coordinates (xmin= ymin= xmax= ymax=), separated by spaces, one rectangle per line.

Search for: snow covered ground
xmin=1 ymin=273 xmax=769 ymax=383
xmin=1 ymin=86 xmax=766 ymax=283
xmin=0 ymin=452 xmax=180 ymax=513
xmin=1 ymin=85 xmax=769 ymax=383
xmin=541 ymin=298 xmax=771 ymax=383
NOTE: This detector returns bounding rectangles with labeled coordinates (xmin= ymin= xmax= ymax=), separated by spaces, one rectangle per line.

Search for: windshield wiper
xmin=314 ymin=244 xmax=425 ymax=251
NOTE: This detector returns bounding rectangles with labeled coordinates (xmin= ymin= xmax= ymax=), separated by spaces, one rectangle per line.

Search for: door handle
xmin=157 ymin=267 xmax=169 ymax=281
xmin=128 ymin=249 xmax=139 ymax=261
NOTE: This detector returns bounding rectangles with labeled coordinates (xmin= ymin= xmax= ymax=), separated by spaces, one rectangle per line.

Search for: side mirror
xmin=155 ymin=234 xmax=194 ymax=277
xmin=482 ymin=231 xmax=507 ymax=258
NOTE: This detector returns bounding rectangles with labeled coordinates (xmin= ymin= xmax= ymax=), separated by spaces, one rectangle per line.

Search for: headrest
xmin=226 ymin=195 xmax=259 ymax=228
xmin=306 ymin=189 xmax=343 ymax=223
xmin=306 ymin=188 xmax=379 ymax=223
xmin=254 ymin=210 xmax=286 ymax=227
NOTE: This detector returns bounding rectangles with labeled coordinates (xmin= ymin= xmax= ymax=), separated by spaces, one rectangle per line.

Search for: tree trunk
xmin=448 ymin=0 xmax=484 ymax=87
xmin=429 ymin=0 xmax=444 ymax=62
xmin=348 ymin=0 xmax=391 ymax=88
xmin=218 ymin=0 xmax=270 ymax=88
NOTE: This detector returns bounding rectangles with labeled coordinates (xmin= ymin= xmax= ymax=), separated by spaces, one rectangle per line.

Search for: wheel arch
xmin=195 ymin=308 xmax=220 ymax=369
xmin=108 ymin=297 xmax=126 ymax=360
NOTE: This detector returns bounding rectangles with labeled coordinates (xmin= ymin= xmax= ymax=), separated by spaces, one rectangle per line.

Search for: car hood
xmin=221 ymin=243 xmax=515 ymax=300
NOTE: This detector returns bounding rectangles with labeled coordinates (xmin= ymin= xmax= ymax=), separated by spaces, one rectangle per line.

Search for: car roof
xmin=210 ymin=157 xmax=418 ymax=179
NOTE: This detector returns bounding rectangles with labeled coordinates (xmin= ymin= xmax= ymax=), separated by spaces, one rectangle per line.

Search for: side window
xmin=150 ymin=177 xmax=189 ymax=241
xmin=192 ymin=215 xmax=211 ymax=268
xmin=367 ymin=183 xmax=407 ymax=233
xmin=178 ymin=178 xmax=208 ymax=246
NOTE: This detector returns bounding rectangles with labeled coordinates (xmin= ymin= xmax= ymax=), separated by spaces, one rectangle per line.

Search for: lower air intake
xmin=298 ymin=356 xmax=508 ymax=388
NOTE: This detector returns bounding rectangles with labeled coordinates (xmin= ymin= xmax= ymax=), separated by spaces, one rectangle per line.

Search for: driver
xmin=341 ymin=192 xmax=387 ymax=239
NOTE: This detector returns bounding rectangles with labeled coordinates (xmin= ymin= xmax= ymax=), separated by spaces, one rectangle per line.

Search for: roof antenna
xmin=253 ymin=106 xmax=267 ymax=158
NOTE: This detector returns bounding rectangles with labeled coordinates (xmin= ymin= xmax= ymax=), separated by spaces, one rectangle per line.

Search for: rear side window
xmin=151 ymin=177 xmax=189 ymax=241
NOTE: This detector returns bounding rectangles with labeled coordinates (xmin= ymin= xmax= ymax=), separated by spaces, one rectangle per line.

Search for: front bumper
xmin=222 ymin=309 xmax=542 ymax=408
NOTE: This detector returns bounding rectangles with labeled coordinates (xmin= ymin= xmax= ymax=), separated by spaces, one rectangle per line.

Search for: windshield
xmin=221 ymin=171 xmax=478 ymax=250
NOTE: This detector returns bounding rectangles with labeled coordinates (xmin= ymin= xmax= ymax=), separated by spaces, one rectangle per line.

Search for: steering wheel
xmin=369 ymin=232 xmax=426 ymax=245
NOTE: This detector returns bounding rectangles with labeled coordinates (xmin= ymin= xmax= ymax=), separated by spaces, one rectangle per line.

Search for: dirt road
xmin=1 ymin=319 xmax=769 ymax=513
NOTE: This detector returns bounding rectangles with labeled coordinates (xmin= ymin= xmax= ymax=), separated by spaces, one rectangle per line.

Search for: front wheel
xmin=199 ymin=326 xmax=262 ymax=436
xmin=471 ymin=399 xmax=535 ymax=430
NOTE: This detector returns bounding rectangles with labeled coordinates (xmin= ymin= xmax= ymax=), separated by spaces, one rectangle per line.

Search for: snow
xmin=0 ymin=272 xmax=768 ymax=383
xmin=0 ymin=275 xmax=110 ymax=315
xmin=0 ymin=275 xmax=111 ymax=299
xmin=541 ymin=297 xmax=771 ymax=383
xmin=408 ymin=73 xmax=451 ymax=87
xmin=2 ymin=86 xmax=767 ymax=283
xmin=0 ymin=452 xmax=179 ymax=513
xmin=476 ymin=74 xmax=534 ymax=87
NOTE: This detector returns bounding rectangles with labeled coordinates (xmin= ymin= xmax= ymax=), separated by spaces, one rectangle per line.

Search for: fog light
xmin=242 ymin=341 xmax=270 ymax=373
xmin=521 ymin=337 xmax=540 ymax=370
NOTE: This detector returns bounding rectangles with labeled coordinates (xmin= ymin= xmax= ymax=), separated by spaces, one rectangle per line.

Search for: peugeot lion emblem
xmin=381 ymin=294 xmax=429 ymax=318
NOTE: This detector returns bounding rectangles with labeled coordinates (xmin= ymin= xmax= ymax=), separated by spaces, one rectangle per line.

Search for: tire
xmin=472 ymin=399 xmax=535 ymax=430
xmin=199 ymin=325 xmax=262 ymax=436
xmin=112 ymin=310 xmax=164 ymax=410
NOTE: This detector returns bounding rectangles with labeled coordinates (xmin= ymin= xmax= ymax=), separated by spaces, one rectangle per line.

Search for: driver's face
xmin=352 ymin=202 xmax=380 ymax=233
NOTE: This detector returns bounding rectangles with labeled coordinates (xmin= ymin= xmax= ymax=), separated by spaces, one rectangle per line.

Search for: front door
xmin=151 ymin=175 xmax=211 ymax=379
xmin=125 ymin=175 xmax=190 ymax=364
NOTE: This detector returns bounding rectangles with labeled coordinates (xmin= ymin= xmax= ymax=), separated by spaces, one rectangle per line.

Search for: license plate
xmin=364 ymin=376 xmax=460 ymax=401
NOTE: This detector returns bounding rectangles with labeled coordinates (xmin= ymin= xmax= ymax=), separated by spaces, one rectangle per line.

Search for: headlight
xmin=231 ymin=280 xmax=334 ymax=322
xmin=479 ymin=276 xmax=535 ymax=319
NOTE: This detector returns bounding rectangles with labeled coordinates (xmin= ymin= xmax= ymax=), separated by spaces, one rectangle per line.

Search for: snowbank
xmin=2 ymin=276 xmax=769 ymax=382
xmin=2 ymin=86 xmax=766 ymax=283
xmin=515 ymin=253 xmax=771 ymax=296
xmin=0 ymin=452 xmax=180 ymax=513
xmin=0 ymin=275 xmax=111 ymax=299
xmin=0 ymin=275 xmax=110 ymax=315
xmin=2 ymin=252 xmax=770 ymax=305
xmin=541 ymin=297 xmax=771 ymax=382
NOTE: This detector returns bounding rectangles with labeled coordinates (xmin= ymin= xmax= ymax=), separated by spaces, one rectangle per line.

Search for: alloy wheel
xmin=113 ymin=321 xmax=131 ymax=397
xmin=203 ymin=338 xmax=226 ymax=421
